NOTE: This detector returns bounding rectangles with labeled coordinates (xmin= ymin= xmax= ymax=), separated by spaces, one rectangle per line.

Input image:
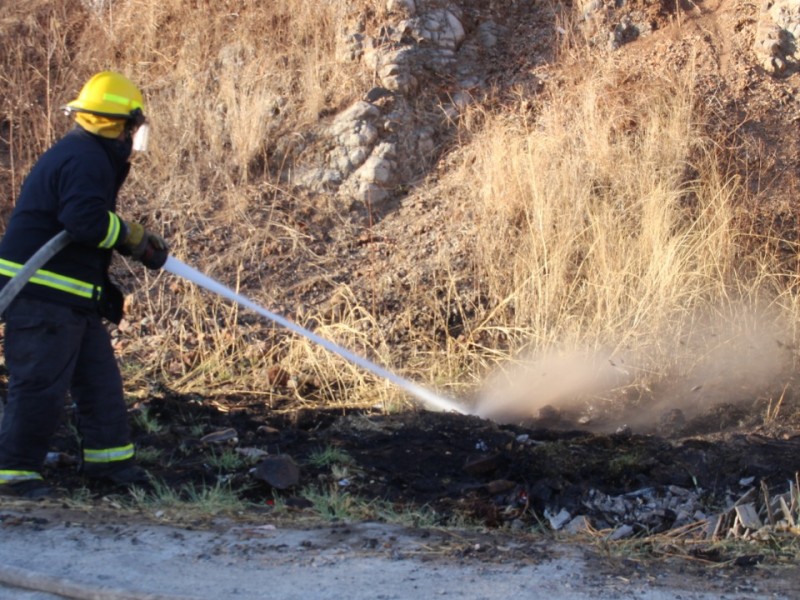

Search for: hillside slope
xmin=1 ymin=0 xmax=800 ymax=424
xmin=282 ymin=0 xmax=800 ymax=424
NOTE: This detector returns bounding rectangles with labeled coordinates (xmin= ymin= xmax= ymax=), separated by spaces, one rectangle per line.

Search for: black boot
xmin=0 ymin=479 xmax=53 ymax=499
xmin=83 ymin=461 xmax=151 ymax=487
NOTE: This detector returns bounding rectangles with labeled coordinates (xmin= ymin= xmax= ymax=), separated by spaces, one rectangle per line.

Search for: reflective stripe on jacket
xmin=0 ymin=258 xmax=100 ymax=299
xmin=0 ymin=127 xmax=130 ymax=311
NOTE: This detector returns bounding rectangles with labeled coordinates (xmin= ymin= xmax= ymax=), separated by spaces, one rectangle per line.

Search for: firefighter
xmin=0 ymin=71 xmax=168 ymax=498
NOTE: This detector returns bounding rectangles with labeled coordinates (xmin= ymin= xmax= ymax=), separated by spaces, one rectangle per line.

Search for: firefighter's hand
xmin=119 ymin=221 xmax=169 ymax=270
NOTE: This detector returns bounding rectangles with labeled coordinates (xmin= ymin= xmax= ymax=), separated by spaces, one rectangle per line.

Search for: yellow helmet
xmin=64 ymin=71 xmax=144 ymax=119
xmin=64 ymin=71 xmax=146 ymax=140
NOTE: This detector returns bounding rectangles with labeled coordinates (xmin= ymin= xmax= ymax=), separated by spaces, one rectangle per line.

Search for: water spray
xmin=163 ymin=256 xmax=470 ymax=415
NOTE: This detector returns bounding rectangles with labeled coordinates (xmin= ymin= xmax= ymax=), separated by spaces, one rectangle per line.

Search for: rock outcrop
xmin=754 ymin=0 xmax=800 ymax=74
xmin=295 ymin=1 xmax=505 ymax=211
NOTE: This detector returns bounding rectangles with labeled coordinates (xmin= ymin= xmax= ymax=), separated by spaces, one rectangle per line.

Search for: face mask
xmin=132 ymin=123 xmax=150 ymax=152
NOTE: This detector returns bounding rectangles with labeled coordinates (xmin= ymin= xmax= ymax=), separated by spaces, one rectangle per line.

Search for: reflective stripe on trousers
xmin=83 ymin=443 xmax=135 ymax=464
xmin=0 ymin=470 xmax=43 ymax=484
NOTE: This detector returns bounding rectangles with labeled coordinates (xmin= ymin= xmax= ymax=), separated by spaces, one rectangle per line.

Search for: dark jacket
xmin=0 ymin=127 xmax=131 ymax=312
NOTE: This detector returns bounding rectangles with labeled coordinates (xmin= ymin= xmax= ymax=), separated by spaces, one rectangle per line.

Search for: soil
xmin=35 ymin=394 xmax=800 ymax=529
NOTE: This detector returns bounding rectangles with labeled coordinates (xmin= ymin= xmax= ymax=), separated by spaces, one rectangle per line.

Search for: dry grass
xmin=0 ymin=0 xmax=86 ymax=209
xmin=431 ymin=54 xmax=797 ymax=416
xmin=1 ymin=0 xmax=799 ymax=418
xmin=455 ymin=64 xmax=731 ymax=342
xmin=582 ymin=476 xmax=800 ymax=566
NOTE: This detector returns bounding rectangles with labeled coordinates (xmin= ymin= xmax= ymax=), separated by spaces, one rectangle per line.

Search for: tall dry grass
xmin=0 ymin=0 xmax=87 ymax=211
xmin=433 ymin=59 xmax=797 ymax=418
xmin=2 ymin=0 xmax=377 ymax=208
xmin=467 ymin=66 xmax=728 ymax=340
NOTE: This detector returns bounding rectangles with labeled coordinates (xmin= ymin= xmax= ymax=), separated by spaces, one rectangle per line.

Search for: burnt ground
xmin=2 ymin=381 xmax=798 ymax=599
xmin=20 ymin=382 xmax=800 ymax=561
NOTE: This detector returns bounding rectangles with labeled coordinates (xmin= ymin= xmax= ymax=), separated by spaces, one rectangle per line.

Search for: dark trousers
xmin=0 ymin=297 xmax=130 ymax=472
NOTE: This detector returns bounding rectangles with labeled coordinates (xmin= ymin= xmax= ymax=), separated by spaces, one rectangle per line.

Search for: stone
xmin=463 ymin=452 xmax=504 ymax=476
xmin=345 ymin=121 xmax=379 ymax=148
xmin=546 ymin=508 xmax=572 ymax=530
xmin=301 ymin=1 xmax=535 ymax=210
xmin=753 ymin=0 xmax=800 ymax=75
xmin=734 ymin=503 xmax=763 ymax=531
xmin=387 ymin=0 xmax=416 ymax=16
xmin=200 ymin=428 xmax=238 ymax=445
xmin=333 ymin=101 xmax=381 ymax=128
xmin=486 ymin=479 xmax=516 ymax=494
xmin=236 ymin=447 xmax=269 ymax=459
xmin=340 ymin=33 xmax=366 ymax=62
xmin=365 ymin=86 xmax=394 ymax=103
xmin=476 ymin=21 xmax=500 ymax=48
xmin=356 ymin=143 xmax=397 ymax=185
xmin=377 ymin=47 xmax=419 ymax=93
xmin=608 ymin=524 xmax=635 ymax=540
xmin=253 ymin=454 xmax=301 ymax=489
xmin=564 ymin=515 xmax=593 ymax=535
xmin=360 ymin=182 xmax=391 ymax=207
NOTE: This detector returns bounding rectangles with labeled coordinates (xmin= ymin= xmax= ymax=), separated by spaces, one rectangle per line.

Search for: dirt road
xmin=1 ymin=503 xmax=796 ymax=600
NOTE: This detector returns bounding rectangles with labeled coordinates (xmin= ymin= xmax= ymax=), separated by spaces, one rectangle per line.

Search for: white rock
xmin=359 ymin=182 xmax=391 ymax=206
xmin=608 ymin=524 xmax=635 ymax=540
xmin=377 ymin=48 xmax=418 ymax=93
xmin=406 ymin=9 xmax=465 ymax=50
xmin=347 ymin=146 xmax=370 ymax=168
xmin=668 ymin=485 xmax=691 ymax=497
xmin=564 ymin=515 xmax=593 ymax=534
xmin=319 ymin=169 xmax=343 ymax=187
xmin=339 ymin=33 xmax=365 ymax=62
xmin=546 ymin=508 xmax=572 ymax=530
xmin=358 ymin=155 xmax=393 ymax=184
xmin=333 ymin=101 xmax=381 ymax=129
xmin=351 ymin=122 xmax=380 ymax=147
xmin=387 ymin=0 xmax=416 ymax=15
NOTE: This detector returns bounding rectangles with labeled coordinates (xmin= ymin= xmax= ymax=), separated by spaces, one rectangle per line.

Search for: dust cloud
xmin=474 ymin=306 xmax=796 ymax=433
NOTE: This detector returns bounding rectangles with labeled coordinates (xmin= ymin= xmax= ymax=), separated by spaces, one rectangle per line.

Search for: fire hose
xmin=0 ymin=230 xmax=72 ymax=315
xmin=0 ymin=232 xmax=469 ymax=414
xmin=0 ymin=562 xmax=198 ymax=600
